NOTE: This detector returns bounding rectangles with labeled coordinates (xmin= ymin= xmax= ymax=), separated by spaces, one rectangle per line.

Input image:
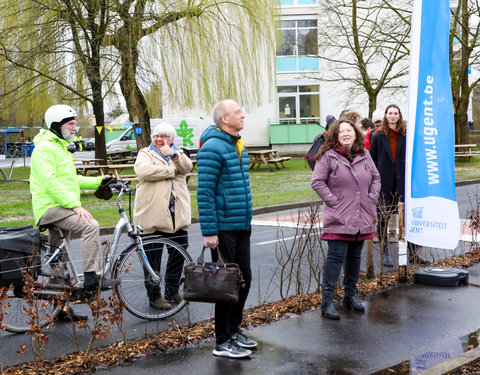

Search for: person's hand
xmin=204 ymin=235 xmax=219 ymax=249
xmin=160 ymin=145 xmax=174 ymax=157
xmin=73 ymin=206 xmax=93 ymax=223
xmin=102 ymin=174 xmax=115 ymax=182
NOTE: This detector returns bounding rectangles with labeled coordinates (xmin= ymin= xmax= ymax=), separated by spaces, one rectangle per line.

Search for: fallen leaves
xmin=4 ymin=248 xmax=480 ymax=375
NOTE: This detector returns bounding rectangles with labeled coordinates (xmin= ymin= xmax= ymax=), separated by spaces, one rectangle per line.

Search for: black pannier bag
xmin=0 ymin=225 xmax=42 ymax=287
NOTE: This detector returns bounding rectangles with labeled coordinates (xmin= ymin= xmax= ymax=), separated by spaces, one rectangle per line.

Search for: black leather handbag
xmin=183 ymin=246 xmax=243 ymax=303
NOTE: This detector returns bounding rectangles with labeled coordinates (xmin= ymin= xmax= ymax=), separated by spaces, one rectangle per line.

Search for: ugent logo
xmin=412 ymin=207 xmax=424 ymax=219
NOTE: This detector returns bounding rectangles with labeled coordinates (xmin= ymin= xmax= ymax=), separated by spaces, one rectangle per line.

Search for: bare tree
xmin=313 ymin=0 xmax=411 ymax=116
xmin=450 ymin=0 xmax=480 ymax=144
xmin=0 ymin=0 xmax=116 ymax=162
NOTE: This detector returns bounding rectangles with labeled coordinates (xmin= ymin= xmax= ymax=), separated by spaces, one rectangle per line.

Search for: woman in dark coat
xmin=369 ymin=104 xmax=406 ymax=266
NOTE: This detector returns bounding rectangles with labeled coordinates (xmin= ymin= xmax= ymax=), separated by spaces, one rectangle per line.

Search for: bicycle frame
xmin=99 ymin=182 xmax=160 ymax=284
xmin=41 ymin=181 xmax=160 ymax=288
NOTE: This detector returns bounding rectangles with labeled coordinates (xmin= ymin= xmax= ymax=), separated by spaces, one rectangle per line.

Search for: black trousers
xmin=142 ymin=229 xmax=189 ymax=301
xmin=212 ymin=230 xmax=252 ymax=345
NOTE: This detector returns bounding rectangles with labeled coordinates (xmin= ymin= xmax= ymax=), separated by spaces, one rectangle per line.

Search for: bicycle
xmin=6 ymin=143 xmax=26 ymax=158
xmin=0 ymin=181 xmax=192 ymax=333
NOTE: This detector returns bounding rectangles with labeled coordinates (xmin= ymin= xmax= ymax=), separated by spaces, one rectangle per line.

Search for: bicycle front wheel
xmin=113 ymin=237 xmax=192 ymax=320
xmin=0 ymin=285 xmax=60 ymax=333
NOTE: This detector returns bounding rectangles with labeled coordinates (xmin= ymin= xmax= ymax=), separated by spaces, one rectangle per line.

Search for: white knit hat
xmin=371 ymin=109 xmax=384 ymax=123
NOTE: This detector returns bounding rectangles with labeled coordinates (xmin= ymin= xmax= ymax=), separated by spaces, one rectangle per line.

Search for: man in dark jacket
xmin=197 ymin=99 xmax=256 ymax=359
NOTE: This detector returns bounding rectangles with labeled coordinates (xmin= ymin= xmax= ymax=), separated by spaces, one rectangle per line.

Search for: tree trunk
xmin=117 ymin=32 xmax=151 ymax=149
xmin=454 ymin=0 xmax=471 ymax=145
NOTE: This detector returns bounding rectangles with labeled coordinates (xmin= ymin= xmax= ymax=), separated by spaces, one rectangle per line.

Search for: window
xmin=276 ymin=18 xmax=318 ymax=72
xmin=277 ymin=85 xmax=320 ymax=124
xmin=276 ymin=0 xmax=317 ymax=6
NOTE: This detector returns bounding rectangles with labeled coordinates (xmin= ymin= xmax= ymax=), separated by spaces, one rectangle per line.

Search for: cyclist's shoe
xmin=165 ymin=293 xmax=183 ymax=304
xmin=99 ymin=278 xmax=120 ymax=291
xmin=149 ymin=297 xmax=171 ymax=310
xmin=231 ymin=330 xmax=258 ymax=348
xmin=213 ymin=339 xmax=252 ymax=358
xmin=55 ymin=307 xmax=88 ymax=322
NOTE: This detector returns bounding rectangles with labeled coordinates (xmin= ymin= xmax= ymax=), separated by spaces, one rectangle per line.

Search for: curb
xmin=89 ymin=178 xmax=480 ymax=238
xmin=90 ymin=200 xmax=322 ymax=238
xmin=420 ymin=346 xmax=480 ymax=375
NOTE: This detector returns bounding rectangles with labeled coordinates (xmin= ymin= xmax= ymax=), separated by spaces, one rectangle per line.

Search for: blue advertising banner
xmin=405 ymin=0 xmax=459 ymax=249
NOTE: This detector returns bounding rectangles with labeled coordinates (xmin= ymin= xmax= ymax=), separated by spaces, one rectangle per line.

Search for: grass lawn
xmin=1 ymin=157 xmax=479 ymax=228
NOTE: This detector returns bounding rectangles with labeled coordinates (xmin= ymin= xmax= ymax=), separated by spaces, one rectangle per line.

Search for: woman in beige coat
xmin=134 ymin=122 xmax=193 ymax=310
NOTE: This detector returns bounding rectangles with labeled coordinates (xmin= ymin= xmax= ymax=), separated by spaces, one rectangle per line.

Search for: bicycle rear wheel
xmin=113 ymin=237 xmax=192 ymax=320
xmin=0 ymin=285 xmax=60 ymax=333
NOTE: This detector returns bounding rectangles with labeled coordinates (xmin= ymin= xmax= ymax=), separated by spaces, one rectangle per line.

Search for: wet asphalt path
xmin=95 ymin=263 xmax=480 ymax=375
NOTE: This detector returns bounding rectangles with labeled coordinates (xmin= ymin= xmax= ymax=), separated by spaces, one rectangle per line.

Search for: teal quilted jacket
xmin=197 ymin=125 xmax=252 ymax=236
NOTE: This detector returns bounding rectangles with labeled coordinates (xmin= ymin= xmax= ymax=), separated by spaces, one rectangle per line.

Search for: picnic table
xmin=73 ymin=158 xmax=104 ymax=167
xmin=454 ymin=144 xmax=477 ymax=163
xmin=76 ymin=164 xmax=137 ymax=181
xmin=107 ymin=150 xmax=136 ymax=164
xmin=248 ymin=149 xmax=291 ymax=172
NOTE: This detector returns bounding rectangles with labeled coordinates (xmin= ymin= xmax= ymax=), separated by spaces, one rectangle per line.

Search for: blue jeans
xmin=322 ymin=240 xmax=364 ymax=302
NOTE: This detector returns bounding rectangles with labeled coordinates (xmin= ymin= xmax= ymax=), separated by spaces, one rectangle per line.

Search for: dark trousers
xmin=212 ymin=230 xmax=252 ymax=345
xmin=322 ymin=240 xmax=364 ymax=302
xmin=142 ymin=229 xmax=188 ymax=301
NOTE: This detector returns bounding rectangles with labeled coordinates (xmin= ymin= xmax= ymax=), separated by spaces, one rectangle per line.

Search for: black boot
xmin=84 ymin=271 xmax=98 ymax=291
xmin=343 ymin=296 xmax=365 ymax=312
xmin=321 ymin=301 xmax=340 ymax=320
xmin=383 ymin=251 xmax=394 ymax=267
xmin=77 ymin=271 xmax=99 ymax=302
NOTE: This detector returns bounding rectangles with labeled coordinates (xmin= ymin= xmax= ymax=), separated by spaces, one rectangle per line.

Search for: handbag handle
xmin=196 ymin=246 xmax=227 ymax=268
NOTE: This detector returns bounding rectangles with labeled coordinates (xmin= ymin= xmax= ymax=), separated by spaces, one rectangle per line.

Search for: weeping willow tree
xmin=0 ymin=0 xmax=275 ymax=150
xmin=104 ymin=0 xmax=275 ymax=147
xmin=0 ymin=0 xmax=117 ymax=161
xmin=0 ymin=1 xmax=76 ymax=127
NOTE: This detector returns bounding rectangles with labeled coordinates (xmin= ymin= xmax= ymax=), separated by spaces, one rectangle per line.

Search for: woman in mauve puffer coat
xmin=311 ymin=118 xmax=380 ymax=320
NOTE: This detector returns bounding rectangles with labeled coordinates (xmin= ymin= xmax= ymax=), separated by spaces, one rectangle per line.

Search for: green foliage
xmin=107 ymin=104 xmax=126 ymax=120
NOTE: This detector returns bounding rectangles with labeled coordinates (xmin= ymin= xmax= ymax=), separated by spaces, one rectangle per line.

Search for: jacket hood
xmin=200 ymin=124 xmax=233 ymax=145
xmin=33 ymin=129 xmax=70 ymax=147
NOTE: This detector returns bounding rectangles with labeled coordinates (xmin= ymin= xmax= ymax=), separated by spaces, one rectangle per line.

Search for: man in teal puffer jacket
xmin=30 ymin=105 xmax=111 ymax=320
xmin=197 ymin=99 xmax=256 ymax=359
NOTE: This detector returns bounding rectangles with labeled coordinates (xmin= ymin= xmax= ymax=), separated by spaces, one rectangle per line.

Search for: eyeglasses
xmin=153 ymin=134 xmax=172 ymax=139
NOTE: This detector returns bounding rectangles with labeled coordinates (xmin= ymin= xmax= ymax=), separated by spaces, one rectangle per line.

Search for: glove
xmin=94 ymin=175 xmax=116 ymax=200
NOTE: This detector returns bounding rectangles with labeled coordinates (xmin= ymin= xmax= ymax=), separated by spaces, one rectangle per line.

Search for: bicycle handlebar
xmin=109 ymin=181 xmax=130 ymax=192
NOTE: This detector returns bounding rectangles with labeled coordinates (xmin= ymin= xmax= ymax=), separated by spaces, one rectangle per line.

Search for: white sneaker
xmin=232 ymin=330 xmax=257 ymax=348
xmin=213 ymin=339 xmax=252 ymax=358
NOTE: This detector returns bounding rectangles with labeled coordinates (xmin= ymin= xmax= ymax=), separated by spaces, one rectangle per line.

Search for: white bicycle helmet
xmin=44 ymin=104 xmax=77 ymax=139
xmin=44 ymin=104 xmax=77 ymax=129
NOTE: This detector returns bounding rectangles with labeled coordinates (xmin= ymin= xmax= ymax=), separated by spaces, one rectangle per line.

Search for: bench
xmin=455 ymin=144 xmax=477 ymax=163
xmin=185 ymin=172 xmax=197 ymax=183
xmin=107 ymin=150 xmax=136 ymax=164
xmin=267 ymin=156 xmax=292 ymax=169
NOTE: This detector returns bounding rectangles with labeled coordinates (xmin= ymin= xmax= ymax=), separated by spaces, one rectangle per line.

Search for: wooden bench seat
xmin=267 ymin=156 xmax=291 ymax=163
xmin=118 ymin=175 xmax=138 ymax=182
xmin=185 ymin=172 xmax=197 ymax=182
xmin=454 ymin=144 xmax=476 ymax=163
xmin=108 ymin=158 xmax=134 ymax=164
